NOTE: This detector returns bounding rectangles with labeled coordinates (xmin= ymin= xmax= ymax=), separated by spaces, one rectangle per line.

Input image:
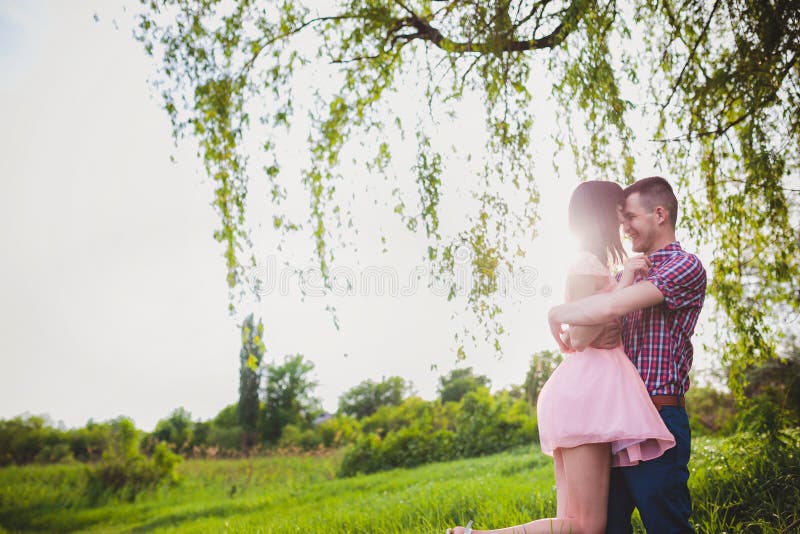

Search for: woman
xmin=447 ymin=181 xmax=675 ymax=534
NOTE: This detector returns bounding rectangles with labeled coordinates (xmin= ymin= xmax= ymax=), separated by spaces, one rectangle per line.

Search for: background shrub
xmin=86 ymin=418 xmax=182 ymax=503
xmin=685 ymin=386 xmax=736 ymax=436
xmin=317 ymin=415 xmax=361 ymax=448
xmin=338 ymin=388 xmax=537 ymax=476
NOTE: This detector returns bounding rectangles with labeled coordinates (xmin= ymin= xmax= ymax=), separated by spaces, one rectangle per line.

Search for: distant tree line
xmin=3 ymin=333 xmax=799 ymax=470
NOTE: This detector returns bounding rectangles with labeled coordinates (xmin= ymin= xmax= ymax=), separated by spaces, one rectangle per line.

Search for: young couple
xmin=448 ymin=177 xmax=707 ymax=534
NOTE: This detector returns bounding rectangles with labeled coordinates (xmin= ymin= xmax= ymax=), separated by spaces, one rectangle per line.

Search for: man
xmin=548 ymin=176 xmax=707 ymax=533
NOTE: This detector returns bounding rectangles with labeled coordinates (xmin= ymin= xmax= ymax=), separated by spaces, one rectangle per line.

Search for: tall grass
xmin=690 ymin=430 xmax=800 ymax=533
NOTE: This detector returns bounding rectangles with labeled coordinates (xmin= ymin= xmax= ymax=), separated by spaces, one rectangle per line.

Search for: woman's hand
xmin=618 ymin=255 xmax=651 ymax=288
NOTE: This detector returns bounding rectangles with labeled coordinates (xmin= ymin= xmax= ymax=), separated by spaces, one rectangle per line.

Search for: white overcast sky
xmin=0 ymin=1 xmax=716 ymax=431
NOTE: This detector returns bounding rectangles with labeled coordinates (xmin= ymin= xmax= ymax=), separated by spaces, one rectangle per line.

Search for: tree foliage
xmin=523 ymin=349 xmax=563 ymax=408
xmin=646 ymin=0 xmax=800 ymax=396
xmin=262 ymin=354 xmax=321 ymax=443
xmin=238 ymin=313 xmax=266 ymax=448
xmin=684 ymin=385 xmax=736 ymax=435
xmin=743 ymin=339 xmax=800 ymax=425
xmin=136 ymin=0 xmax=800 ymax=392
xmin=338 ymin=375 xmax=414 ymax=419
xmin=153 ymin=407 xmax=194 ymax=454
xmin=0 ymin=415 xmax=70 ymax=466
xmin=437 ymin=366 xmax=491 ymax=403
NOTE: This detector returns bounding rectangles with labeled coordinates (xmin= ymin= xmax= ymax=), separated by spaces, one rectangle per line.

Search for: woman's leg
xmin=554 ymin=448 xmax=569 ymax=518
xmin=448 ymin=443 xmax=611 ymax=534
xmin=561 ymin=443 xmax=611 ymax=534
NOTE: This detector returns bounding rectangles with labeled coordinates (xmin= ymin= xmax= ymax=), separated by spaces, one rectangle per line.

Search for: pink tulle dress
xmin=537 ymin=251 xmax=675 ymax=467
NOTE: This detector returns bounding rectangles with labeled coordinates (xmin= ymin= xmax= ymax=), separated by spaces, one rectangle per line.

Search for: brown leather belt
xmin=651 ymin=395 xmax=685 ymax=411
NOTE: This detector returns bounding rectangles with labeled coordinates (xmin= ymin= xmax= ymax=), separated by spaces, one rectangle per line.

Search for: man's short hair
xmin=623 ymin=176 xmax=678 ymax=228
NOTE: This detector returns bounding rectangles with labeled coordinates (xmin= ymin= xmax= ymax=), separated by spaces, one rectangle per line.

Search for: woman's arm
xmin=616 ymin=255 xmax=651 ymax=290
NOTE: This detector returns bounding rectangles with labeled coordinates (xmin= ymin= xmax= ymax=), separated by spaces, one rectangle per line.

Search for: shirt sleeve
xmin=647 ymin=254 xmax=707 ymax=310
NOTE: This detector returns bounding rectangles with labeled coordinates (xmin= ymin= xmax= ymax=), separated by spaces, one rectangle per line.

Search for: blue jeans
xmin=606 ymin=406 xmax=694 ymax=533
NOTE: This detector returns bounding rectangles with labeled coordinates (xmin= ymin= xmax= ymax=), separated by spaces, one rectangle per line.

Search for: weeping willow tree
xmin=135 ymin=0 xmax=799 ymax=394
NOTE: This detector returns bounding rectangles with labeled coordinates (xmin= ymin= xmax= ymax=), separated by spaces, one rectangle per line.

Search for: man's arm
xmin=568 ymin=255 xmax=651 ymax=350
xmin=563 ymin=274 xmax=608 ymax=352
xmin=568 ymin=320 xmax=620 ymax=351
xmin=548 ymin=282 xmax=664 ymax=343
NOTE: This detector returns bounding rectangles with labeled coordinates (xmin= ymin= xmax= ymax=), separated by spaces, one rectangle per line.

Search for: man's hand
xmin=591 ymin=320 xmax=622 ymax=349
xmin=548 ymin=307 xmax=573 ymax=353
xmin=560 ymin=329 xmax=576 ymax=353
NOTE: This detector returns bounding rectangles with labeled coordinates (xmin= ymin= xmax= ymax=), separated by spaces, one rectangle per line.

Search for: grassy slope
xmin=1 ymin=446 xmax=561 ymax=533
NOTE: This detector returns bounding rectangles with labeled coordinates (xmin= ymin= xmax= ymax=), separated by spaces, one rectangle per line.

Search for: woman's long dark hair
xmin=568 ymin=180 xmax=626 ymax=268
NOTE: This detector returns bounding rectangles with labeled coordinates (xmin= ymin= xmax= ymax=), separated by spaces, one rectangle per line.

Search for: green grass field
xmin=1 ymin=435 xmax=797 ymax=533
xmin=2 ymin=445 xmax=557 ymax=533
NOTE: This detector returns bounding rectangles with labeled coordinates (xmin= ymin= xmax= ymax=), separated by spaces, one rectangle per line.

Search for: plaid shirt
xmin=617 ymin=242 xmax=707 ymax=396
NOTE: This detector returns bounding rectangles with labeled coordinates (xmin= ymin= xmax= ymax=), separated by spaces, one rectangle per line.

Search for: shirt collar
xmin=648 ymin=242 xmax=682 ymax=265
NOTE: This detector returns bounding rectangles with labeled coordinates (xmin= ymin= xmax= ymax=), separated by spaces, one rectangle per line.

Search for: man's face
xmin=620 ymin=192 xmax=658 ymax=253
